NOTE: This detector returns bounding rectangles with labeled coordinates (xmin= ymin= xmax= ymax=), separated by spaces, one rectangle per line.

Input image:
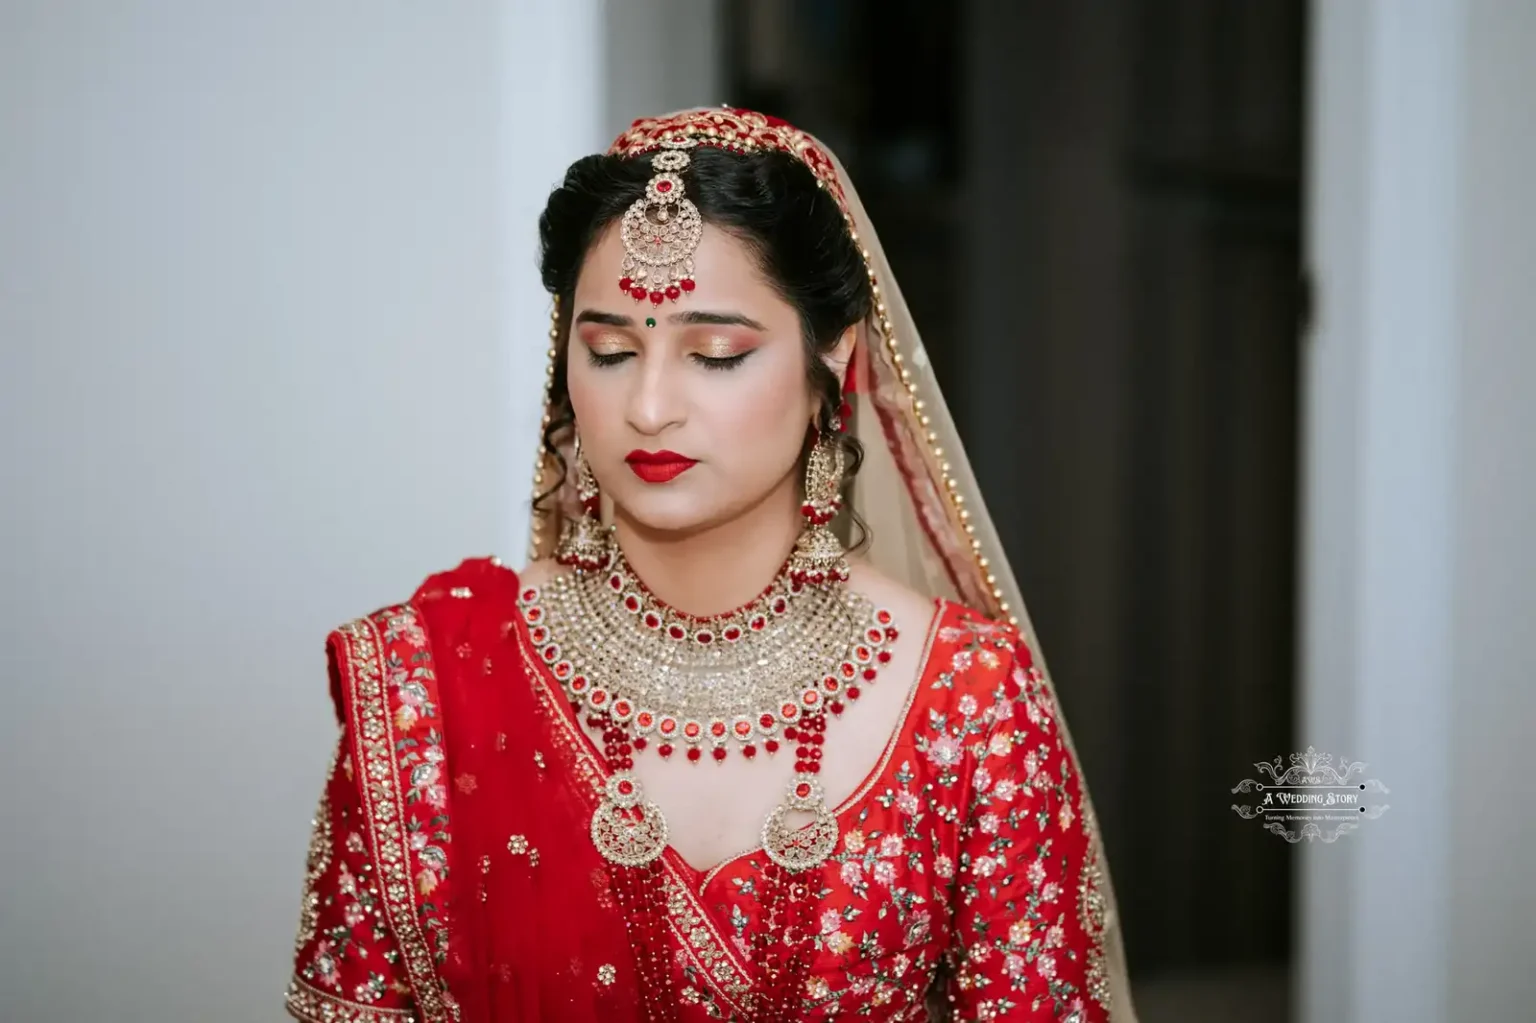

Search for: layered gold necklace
xmin=519 ymin=551 xmax=899 ymax=871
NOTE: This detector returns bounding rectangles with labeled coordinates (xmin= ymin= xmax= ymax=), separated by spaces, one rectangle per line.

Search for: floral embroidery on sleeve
xmin=286 ymin=739 xmax=417 ymax=1022
xmin=945 ymin=631 xmax=1106 ymax=1022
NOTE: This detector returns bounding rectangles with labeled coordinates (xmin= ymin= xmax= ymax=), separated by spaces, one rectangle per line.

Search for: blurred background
xmin=1 ymin=1 xmax=1530 ymax=1021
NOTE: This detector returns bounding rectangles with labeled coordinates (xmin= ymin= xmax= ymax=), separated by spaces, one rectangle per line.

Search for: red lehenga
xmin=285 ymin=558 xmax=1112 ymax=1023
xmin=285 ymin=106 xmax=1135 ymax=1023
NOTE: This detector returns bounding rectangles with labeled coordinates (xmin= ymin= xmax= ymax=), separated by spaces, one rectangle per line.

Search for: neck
xmin=612 ymin=481 xmax=801 ymax=617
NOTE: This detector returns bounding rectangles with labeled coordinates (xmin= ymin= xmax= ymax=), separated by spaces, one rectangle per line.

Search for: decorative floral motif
xmin=621 ymin=601 xmax=1107 ymax=1020
xmin=285 ymin=607 xmax=457 ymax=1023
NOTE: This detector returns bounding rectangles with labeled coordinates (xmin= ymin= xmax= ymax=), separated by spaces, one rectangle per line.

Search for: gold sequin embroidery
xmin=337 ymin=614 xmax=453 ymax=1023
xmin=284 ymin=977 xmax=415 ymax=1023
xmin=292 ymin=739 xmax=340 ymax=959
xmin=1078 ymin=803 xmax=1111 ymax=1014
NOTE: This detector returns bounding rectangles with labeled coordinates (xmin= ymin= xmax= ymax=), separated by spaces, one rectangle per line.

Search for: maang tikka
xmin=554 ymin=435 xmax=614 ymax=572
xmin=617 ymin=139 xmax=702 ymax=306
xmin=788 ymin=430 xmax=850 ymax=586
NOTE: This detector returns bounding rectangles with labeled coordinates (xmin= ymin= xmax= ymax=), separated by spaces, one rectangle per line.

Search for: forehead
xmin=575 ymin=222 xmax=782 ymax=310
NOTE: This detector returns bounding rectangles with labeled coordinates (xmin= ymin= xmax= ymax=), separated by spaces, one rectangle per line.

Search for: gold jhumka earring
xmin=554 ymin=435 xmax=614 ymax=572
xmin=787 ymin=429 xmax=850 ymax=586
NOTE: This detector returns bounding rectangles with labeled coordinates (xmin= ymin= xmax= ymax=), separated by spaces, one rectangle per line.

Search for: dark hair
xmin=535 ymin=145 xmax=872 ymax=541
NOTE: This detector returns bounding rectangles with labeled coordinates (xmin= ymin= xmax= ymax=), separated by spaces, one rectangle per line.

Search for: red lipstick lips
xmin=625 ymin=449 xmax=697 ymax=483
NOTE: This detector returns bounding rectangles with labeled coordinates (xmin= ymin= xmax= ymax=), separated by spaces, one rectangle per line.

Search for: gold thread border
xmin=337 ymin=613 xmax=451 ymax=1023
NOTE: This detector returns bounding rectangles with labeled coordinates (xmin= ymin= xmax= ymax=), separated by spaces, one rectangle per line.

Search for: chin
xmin=613 ymin=488 xmax=727 ymax=537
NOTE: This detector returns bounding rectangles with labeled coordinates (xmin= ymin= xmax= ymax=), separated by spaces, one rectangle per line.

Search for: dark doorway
xmin=723 ymin=1 xmax=1306 ymax=1018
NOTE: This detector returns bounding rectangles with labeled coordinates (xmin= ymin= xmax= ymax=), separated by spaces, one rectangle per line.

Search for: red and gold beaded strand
xmin=586 ymin=708 xmax=678 ymax=1023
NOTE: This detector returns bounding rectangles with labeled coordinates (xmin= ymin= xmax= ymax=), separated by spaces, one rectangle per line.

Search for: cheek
xmin=702 ymin=368 xmax=809 ymax=470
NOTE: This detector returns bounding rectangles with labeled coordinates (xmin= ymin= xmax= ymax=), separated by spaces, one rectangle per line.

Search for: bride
xmin=284 ymin=108 xmax=1136 ymax=1023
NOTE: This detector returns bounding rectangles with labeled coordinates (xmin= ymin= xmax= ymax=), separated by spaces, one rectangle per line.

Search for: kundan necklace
xmin=518 ymin=549 xmax=900 ymax=873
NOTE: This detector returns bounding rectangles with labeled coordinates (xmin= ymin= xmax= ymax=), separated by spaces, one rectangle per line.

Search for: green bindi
xmin=645 ymin=316 xmax=656 ymax=328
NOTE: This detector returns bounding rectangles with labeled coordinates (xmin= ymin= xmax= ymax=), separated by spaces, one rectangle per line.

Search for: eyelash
xmin=696 ymin=352 xmax=750 ymax=371
xmin=587 ymin=351 xmax=632 ymax=368
xmin=585 ymin=351 xmax=752 ymax=371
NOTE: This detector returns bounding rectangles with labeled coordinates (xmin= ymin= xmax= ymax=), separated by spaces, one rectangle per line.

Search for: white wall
xmin=1444 ymin=0 xmax=1536 ymax=1011
xmin=0 ymin=2 xmax=601 ymax=1020
xmin=1300 ymin=2 xmax=1536 ymax=1021
xmin=603 ymin=0 xmax=721 ymax=141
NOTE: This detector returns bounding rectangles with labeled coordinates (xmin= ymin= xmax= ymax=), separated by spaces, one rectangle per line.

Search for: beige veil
xmin=526 ymin=108 xmax=1137 ymax=1022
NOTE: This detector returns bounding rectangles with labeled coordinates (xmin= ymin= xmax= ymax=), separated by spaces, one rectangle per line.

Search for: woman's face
xmin=566 ymin=222 xmax=827 ymax=537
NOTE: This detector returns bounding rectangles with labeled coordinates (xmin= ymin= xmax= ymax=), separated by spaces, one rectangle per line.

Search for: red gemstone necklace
xmin=518 ymin=552 xmax=899 ymax=871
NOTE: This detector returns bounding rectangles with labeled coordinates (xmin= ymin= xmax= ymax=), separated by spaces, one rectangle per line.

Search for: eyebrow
xmin=573 ymin=309 xmax=768 ymax=331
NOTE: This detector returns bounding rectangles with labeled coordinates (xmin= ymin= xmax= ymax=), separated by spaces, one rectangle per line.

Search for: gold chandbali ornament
xmin=787 ymin=432 xmax=851 ymax=586
xmin=553 ymin=436 xmax=615 ymax=572
xmin=518 ymin=553 xmax=900 ymax=871
xmin=617 ymin=139 xmax=702 ymax=307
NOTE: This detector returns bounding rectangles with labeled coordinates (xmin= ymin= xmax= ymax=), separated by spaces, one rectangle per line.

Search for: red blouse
xmin=285 ymin=561 xmax=1112 ymax=1022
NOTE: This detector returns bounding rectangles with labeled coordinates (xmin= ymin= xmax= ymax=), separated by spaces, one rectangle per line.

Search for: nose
xmin=624 ymin=350 xmax=686 ymax=436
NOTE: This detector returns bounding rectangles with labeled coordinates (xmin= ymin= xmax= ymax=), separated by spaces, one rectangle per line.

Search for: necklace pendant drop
xmin=590 ymin=773 xmax=668 ymax=867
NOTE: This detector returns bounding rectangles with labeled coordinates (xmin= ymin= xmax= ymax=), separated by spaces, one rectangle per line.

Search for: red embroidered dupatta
xmin=285 ymin=559 xmax=644 ymax=1023
xmin=419 ymin=560 xmax=646 ymax=1021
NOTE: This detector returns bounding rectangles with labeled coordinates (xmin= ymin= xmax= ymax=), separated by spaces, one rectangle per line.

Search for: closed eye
xmin=587 ymin=350 xmax=634 ymax=368
xmin=693 ymin=352 xmax=752 ymax=371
